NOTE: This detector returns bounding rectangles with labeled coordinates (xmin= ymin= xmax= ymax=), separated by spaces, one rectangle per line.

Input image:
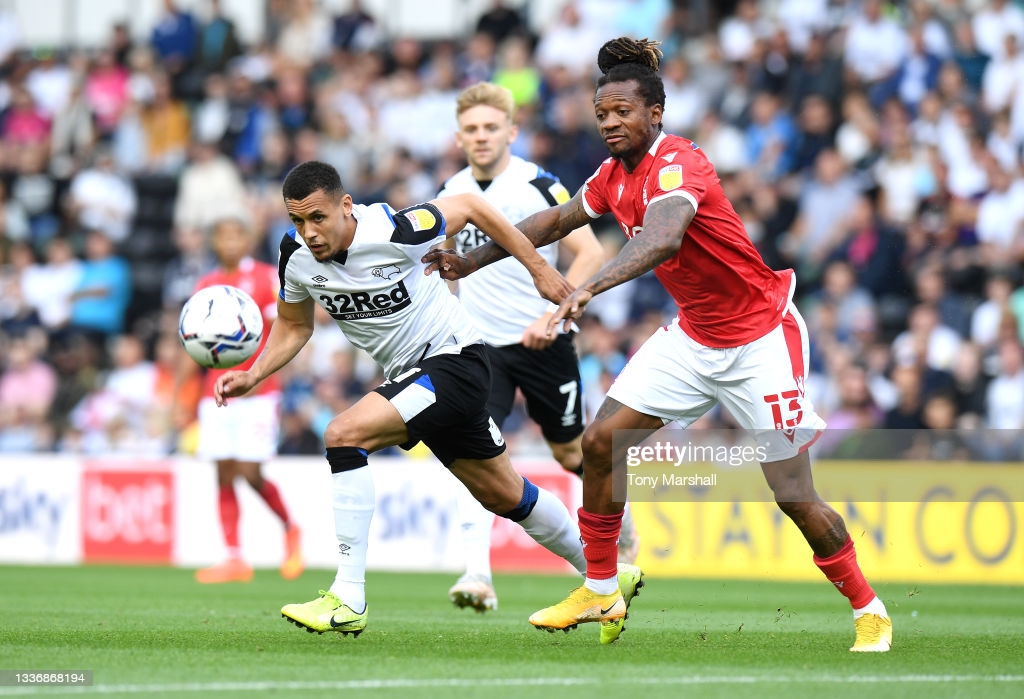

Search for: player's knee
xmin=323 ymin=416 xmax=361 ymax=448
xmin=580 ymin=427 xmax=612 ymax=465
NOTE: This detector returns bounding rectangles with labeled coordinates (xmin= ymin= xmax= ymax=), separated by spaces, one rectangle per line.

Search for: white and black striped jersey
xmin=437 ymin=156 xmax=571 ymax=347
xmin=278 ymin=202 xmax=481 ymax=380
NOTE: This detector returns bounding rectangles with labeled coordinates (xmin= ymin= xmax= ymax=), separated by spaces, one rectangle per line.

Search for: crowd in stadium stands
xmin=1 ymin=0 xmax=1023 ymax=461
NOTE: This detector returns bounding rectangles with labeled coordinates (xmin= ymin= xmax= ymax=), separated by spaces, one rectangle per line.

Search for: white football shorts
xmin=606 ymin=303 xmax=826 ymax=462
xmin=197 ymin=393 xmax=281 ymax=462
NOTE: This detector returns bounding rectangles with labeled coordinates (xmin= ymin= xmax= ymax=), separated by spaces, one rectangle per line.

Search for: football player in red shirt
xmin=423 ymin=37 xmax=890 ymax=651
xmin=192 ymin=217 xmax=303 ymax=584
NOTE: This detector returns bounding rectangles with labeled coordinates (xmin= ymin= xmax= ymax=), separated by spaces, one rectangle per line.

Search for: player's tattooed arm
xmin=584 ymin=196 xmax=692 ymax=296
xmin=545 ymin=197 xmax=693 ymax=335
xmin=471 ymin=193 xmax=592 ymax=267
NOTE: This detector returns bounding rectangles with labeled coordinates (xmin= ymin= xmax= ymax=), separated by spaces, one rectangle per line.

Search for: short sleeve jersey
xmin=277 ymin=202 xmax=481 ymax=380
xmin=437 ymin=156 xmax=571 ymax=346
xmin=195 ymin=258 xmax=280 ymax=397
xmin=581 ymin=132 xmax=794 ymax=348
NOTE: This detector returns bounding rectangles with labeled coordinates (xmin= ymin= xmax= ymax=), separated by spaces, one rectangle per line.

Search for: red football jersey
xmin=581 ymin=132 xmax=794 ymax=348
xmin=194 ymin=258 xmax=280 ymax=396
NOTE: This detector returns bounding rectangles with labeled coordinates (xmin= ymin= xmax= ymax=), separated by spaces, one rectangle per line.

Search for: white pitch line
xmin=1 ymin=675 xmax=1022 ymax=695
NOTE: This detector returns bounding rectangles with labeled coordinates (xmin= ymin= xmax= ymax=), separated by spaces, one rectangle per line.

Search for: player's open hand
xmin=213 ymin=371 xmax=258 ymax=407
xmin=530 ymin=265 xmax=573 ymax=305
xmin=547 ymin=287 xmax=593 ymax=336
xmin=421 ymin=248 xmax=477 ymax=280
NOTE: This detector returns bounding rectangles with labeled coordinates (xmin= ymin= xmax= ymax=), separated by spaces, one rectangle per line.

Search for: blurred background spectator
xmin=0 ymin=0 xmax=1022 ymax=462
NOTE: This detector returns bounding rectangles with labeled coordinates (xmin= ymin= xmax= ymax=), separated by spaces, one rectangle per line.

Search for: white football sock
xmin=516 ymin=486 xmax=586 ymax=575
xmin=853 ymin=595 xmax=888 ymax=619
xmin=454 ymin=479 xmax=495 ymax=580
xmin=328 ymin=466 xmax=375 ymax=613
xmin=584 ymin=576 xmax=619 ymax=595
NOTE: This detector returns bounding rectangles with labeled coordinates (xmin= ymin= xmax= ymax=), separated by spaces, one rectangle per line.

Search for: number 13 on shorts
xmin=763 ymin=389 xmax=803 ymax=431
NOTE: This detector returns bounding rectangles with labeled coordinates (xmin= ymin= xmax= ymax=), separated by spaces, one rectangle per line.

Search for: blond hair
xmin=455 ymin=82 xmax=515 ymax=120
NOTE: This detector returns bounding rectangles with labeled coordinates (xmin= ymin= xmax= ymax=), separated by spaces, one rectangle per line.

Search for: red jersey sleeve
xmin=644 ymin=139 xmax=712 ymax=216
xmin=581 ymin=158 xmax=615 ymax=218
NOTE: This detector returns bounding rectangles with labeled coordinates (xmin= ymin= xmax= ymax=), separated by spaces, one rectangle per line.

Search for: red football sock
xmin=257 ymin=480 xmax=290 ymax=526
xmin=218 ymin=485 xmax=240 ymax=553
xmin=813 ymin=536 xmax=876 ymax=609
xmin=578 ymin=508 xmax=623 ymax=580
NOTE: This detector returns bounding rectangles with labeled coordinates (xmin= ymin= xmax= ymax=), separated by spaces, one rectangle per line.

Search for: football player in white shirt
xmin=438 ymin=82 xmax=640 ymax=613
xmin=214 ymin=160 xmax=591 ymax=638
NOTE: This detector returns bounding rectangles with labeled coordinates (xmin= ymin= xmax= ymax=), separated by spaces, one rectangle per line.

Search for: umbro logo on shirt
xmin=312 ymin=275 xmax=328 ymax=288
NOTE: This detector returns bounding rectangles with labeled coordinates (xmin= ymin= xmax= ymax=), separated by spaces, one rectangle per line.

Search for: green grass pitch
xmin=0 ymin=565 xmax=1021 ymax=699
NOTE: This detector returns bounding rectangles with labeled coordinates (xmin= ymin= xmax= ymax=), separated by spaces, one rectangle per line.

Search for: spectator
xmin=66 ymin=148 xmax=137 ymax=243
xmin=534 ymin=2 xmax=605 ymax=79
xmin=981 ymin=34 xmax=1024 ymax=115
xmin=140 ymin=70 xmax=191 ymax=172
xmin=194 ymin=0 xmax=242 ymax=76
xmin=981 ymin=337 xmax=1024 ymax=459
xmin=951 ymin=19 xmax=990 ymax=93
xmin=150 ymin=0 xmax=198 ymax=75
xmin=173 ymin=140 xmax=248 ymax=235
xmin=883 ymin=363 xmax=926 ymax=431
xmin=49 ymin=76 xmax=96 ymax=176
xmin=68 ymin=229 xmax=132 ymax=345
xmin=0 ymin=332 xmax=57 ymax=452
xmin=971 ymin=269 xmax=1015 ymax=349
xmin=276 ymin=0 xmax=332 ymax=69
xmin=878 ymin=24 xmax=943 ymax=114
xmin=782 ymin=149 xmax=861 ymax=275
xmin=718 ymin=0 xmax=768 ymax=64
xmin=475 ymin=0 xmax=526 ymax=45
xmin=493 ymin=35 xmax=541 ymax=108
xmin=975 ymin=162 xmax=1024 ymax=265
xmin=892 ymin=303 xmax=963 ymax=374
xmin=745 ymin=90 xmax=797 ymax=180
xmin=162 ymin=225 xmax=214 ymax=312
xmin=775 ymin=0 xmax=829 ymax=55
xmin=20 ymin=236 xmax=81 ymax=336
xmin=873 ymin=122 xmax=936 ymax=225
xmin=786 ymin=31 xmax=843 ymax=113
xmin=0 ymin=179 xmax=30 ymax=243
xmin=84 ymin=48 xmax=130 ymax=136
xmin=333 ymin=0 xmax=380 ymax=53
xmin=971 ymin=0 xmax=1024 ymax=59
xmin=661 ymin=56 xmax=708 ymax=136
xmin=950 ymin=341 xmax=989 ymax=425
xmin=843 ymin=0 xmax=908 ymax=86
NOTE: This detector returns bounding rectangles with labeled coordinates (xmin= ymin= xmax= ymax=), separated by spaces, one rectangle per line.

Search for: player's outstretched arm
xmin=429 ymin=193 xmax=573 ymax=304
xmin=546 ymin=197 xmax=693 ymax=335
xmin=214 ymin=295 xmax=315 ymax=406
xmin=422 ymin=191 xmax=591 ymax=280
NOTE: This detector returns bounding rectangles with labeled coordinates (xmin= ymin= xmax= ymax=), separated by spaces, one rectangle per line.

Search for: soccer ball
xmin=178 ymin=285 xmax=264 ymax=369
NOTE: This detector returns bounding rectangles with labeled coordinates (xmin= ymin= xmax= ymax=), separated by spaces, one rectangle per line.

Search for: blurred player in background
xmin=424 ymin=38 xmax=890 ymax=652
xmin=438 ymin=82 xmax=637 ymax=613
xmin=192 ymin=216 xmax=303 ymax=584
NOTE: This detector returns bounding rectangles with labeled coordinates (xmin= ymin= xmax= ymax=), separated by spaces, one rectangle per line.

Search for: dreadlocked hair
xmin=596 ymin=37 xmax=666 ymax=112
